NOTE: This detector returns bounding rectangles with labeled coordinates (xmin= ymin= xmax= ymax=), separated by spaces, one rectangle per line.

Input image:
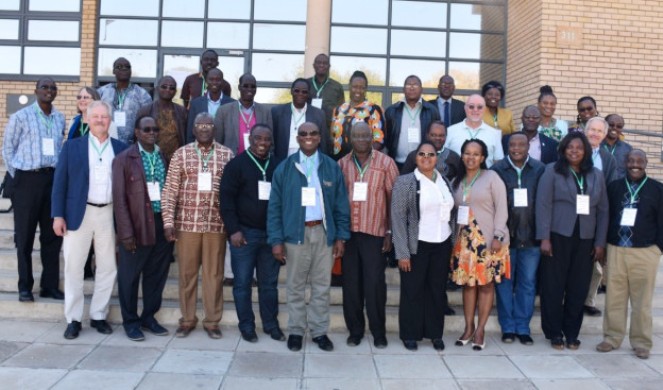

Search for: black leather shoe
xmin=287 ymin=334 xmax=303 ymax=351
xmin=583 ymin=305 xmax=602 ymax=317
xmin=90 ymin=319 xmax=113 ymax=334
xmin=64 ymin=321 xmax=81 ymax=339
xmin=501 ymin=332 xmax=516 ymax=343
xmin=267 ymin=328 xmax=286 ymax=341
xmin=432 ymin=338 xmax=445 ymax=351
xmin=373 ymin=336 xmax=388 ymax=349
xmin=39 ymin=288 xmax=64 ymax=300
xmin=517 ymin=334 xmax=534 ymax=345
xmin=346 ymin=335 xmax=362 ymax=347
xmin=312 ymin=335 xmax=334 ymax=351
xmin=125 ymin=327 xmax=145 ymax=341
xmin=241 ymin=330 xmax=258 ymax=343
xmin=141 ymin=322 xmax=169 ymax=336
xmin=444 ymin=306 xmax=456 ymax=315
xmin=18 ymin=291 xmax=34 ymax=302
xmin=402 ymin=340 xmax=418 ymax=351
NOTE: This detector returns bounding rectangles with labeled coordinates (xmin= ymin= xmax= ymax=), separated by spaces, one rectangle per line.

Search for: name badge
xmin=576 ymin=194 xmax=590 ymax=215
xmin=114 ymin=111 xmax=126 ymax=127
xmin=311 ymin=98 xmax=323 ymax=109
xmin=243 ymin=133 xmax=250 ymax=150
xmin=353 ymin=182 xmax=368 ymax=202
xmin=407 ymin=127 xmax=420 ymax=144
xmin=93 ymin=164 xmax=108 ymax=183
xmin=301 ymin=187 xmax=316 ymax=206
xmin=620 ymin=208 xmax=637 ymax=227
xmin=514 ymin=188 xmax=528 ymax=207
xmin=457 ymin=205 xmax=470 ymax=225
xmin=289 ymin=128 xmax=298 ymax=148
xmin=42 ymin=138 xmax=55 ymax=156
xmin=198 ymin=171 xmax=212 ymax=192
xmin=258 ymin=181 xmax=271 ymax=201
xmin=147 ymin=181 xmax=161 ymax=201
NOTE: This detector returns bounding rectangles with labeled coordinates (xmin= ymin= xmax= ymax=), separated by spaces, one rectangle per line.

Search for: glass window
xmin=0 ymin=0 xmax=20 ymax=11
xmin=257 ymin=87 xmax=291 ymax=104
xmin=100 ymin=0 xmax=159 ymax=17
xmin=0 ymin=46 xmax=21 ymax=73
xmin=28 ymin=20 xmax=79 ymax=42
xmin=216 ymin=56 xmax=245 ymax=98
xmin=163 ymin=0 xmax=204 ymax=18
xmin=208 ymin=0 xmax=251 ymax=20
xmin=251 ymin=53 xmax=304 ymax=83
xmin=389 ymin=58 xmax=445 ymax=88
xmin=207 ymin=22 xmax=250 ymax=49
xmin=449 ymin=32 xmax=480 ymax=59
xmin=98 ymin=48 xmax=157 ymax=78
xmin=450 ymin=4 xmax=505 ymax=32
xmin=390 ymin=30 xmax=445 ymax=58
xmin=99 ymin=19 xmax=158 ymax=46
xmin=0 ymin=19 xmax=20 ymax=40
xmin=391 ymin=1 xmax=446 ymax=29
xmin=253 ymin=24 xmax=305 ymax=51
xmin=24 ymin=47 xmax=80 ymax=76
xmin=254 ymin=0 xmax=306 ymax=22
xmin=331 ymin=0 xmax=388 ymax=26
xmin=331 ymin=27 xmax=387 ymax=55
xmin=330 ymin=56 xmax=387 ymax=87
xmin=449 ymin=61 xmax=482 ymax=90
xmin=29 ymin=0 xmax=80 ymax=12
xmin=163 ymin=54 xmax=200 ymax=104
xmin=161 ymin=21 xmax=204 ymax=48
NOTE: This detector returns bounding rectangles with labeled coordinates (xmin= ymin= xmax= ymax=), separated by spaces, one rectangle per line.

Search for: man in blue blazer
xmin=503 ymin=105 xmax=559 ymax=165
xmin=52 ymin=100 xmax=128 ymax=340
xmin=186 ymin=68 xmax=235 ymax=143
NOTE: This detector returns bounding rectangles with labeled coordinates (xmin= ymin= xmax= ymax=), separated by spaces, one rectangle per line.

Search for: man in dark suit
xmin=502 ymin=105 xmax=558 ymax=165
xmin=271 ymin=78 xmax=329 ymax=160
xmin=186 ymin=68 xmax=234 ymax=143
xmin=52 ymin=101 xmax=128 ymax=340
xmin=428 ymin=75 xmax=466 ymax=128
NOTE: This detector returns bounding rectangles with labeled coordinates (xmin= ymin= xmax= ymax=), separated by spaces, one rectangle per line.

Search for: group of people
xmin=3 ymin=50 xmax=661 ymax=360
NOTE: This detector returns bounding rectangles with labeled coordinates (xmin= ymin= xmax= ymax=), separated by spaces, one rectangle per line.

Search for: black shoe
xmin=241 ymin=330 xmax=258 ymax=343
xmin=64 ymin=321 xmax=82 ymax=339
xmin=597 ymin=285 xmax=606 ymax=294
xmin=402 ymin=340 xmax=418 ymax=351
xmin=432 ymin=338 xmax=445 ymax=351
xmin=517 ymin=334 xmax=534 ymax=345
xmin=287 ymin=335 xmax=303 ymax=351
xmin=501 ymin=332 xmax=516 ymax=343
xmin=346 ymin=335 xmax=362 ymax=347
xmin=373 ymin=336 xmax=388 ymax=349
xmin=125 ymin=327 xmax=145 ymax=341
xmin=18 ymin=291 xmax=34 ymax=302
xmin=223 ymin=278 xmax=234 ymax=286
xmin=90 ymin=319 xmax=113 ymax=334
xmin=551 ymin=337 xmax=565 ymax=350
xmin=444 ymin=306 xmax=456 ymax=316
xmin=267 ymin=328 xmax=286 ymax=342
xmin=141 ymin=322 xmax=169 ymax=336
xmin=312 ymin=335 xmax=334 ymax=351
xmin=39 ymin=288 xmax=64 ymax=300
xmin=84 ymin=269 xmax=95 ymax=280
xmin=583 ymin=305 xmax=602 ymax=317
xmin=330 ymin=275 xmax=343 ymax=287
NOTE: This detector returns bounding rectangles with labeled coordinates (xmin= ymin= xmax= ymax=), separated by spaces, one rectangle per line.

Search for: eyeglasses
xmin=114 ymin=65 xmax=131 ymax=70
xmin=404 ymin=84 xmax=421 ymax=89
xmin=140 ymin=126 xmax=160 ymax=133
xmin=38 ymin=85 xmax=58 ymax=91
xmin=240 ymin=84 xmax=257 ymax=89
xmin=298 ymin=130 xmax=320 ymax=137
xmin=76 ymin=95 xmax=92 ymax=100
xmin=292 ymin=88 xmax=308 ymax=95
xmin=159 ymin=85 xmax=177 ymax=91
xmin=194 ymin=123 xmax=214 ymax=130
xmin=417 ymin=152 xmax=436 ymax=158
xmin=467 ymin=105 xmax=484 ymax=110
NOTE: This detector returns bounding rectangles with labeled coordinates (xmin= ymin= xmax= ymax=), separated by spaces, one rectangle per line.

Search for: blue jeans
xmin=229 ymin=226 xmax=281 ymax=333
xmin=495 ymin=246 xmax=540 ymax=335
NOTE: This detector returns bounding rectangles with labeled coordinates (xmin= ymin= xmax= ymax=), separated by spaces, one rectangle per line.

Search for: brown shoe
xmin=175 ymin=325 xmax=194 ymax=338
xmin=204 ymin=326 xmax=222 ymax=339
xmin=634 ymin=348 xmax=650 ymax=359
xmin=596 ymin=341 xmax=615 ymax=353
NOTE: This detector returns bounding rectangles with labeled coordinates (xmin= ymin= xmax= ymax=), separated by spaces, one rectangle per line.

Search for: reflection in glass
xmin=0 ymin=46 xmax=20 ymax=73
xmin=330 ymin=56 xmax=386 ymax=86
xmin=28 ymin=20 xmax=79 ymax=42
xmin=331 ymin=0 xmax=388 ymax=26
xmin=449 ymin=32 xmax=480 ymax=59
xmin=450 ymin=3 xmax=505 ymax=32
xmin=251 ymin=53 xmax=304 ymax=83
xmin=98 ymin=48 xmax=157 ymax=78
xmin=389 ymin=59 xmax=445 ymax=88
xmin=0 ymin=19 xmax=19 ymax=40
xmin=24 ymin=47 xmax=80 ymax=76
xmin=99 ymin=19 xmax=158 ymax=46
xmin=208 ymin=0 xmax=251 ymax=20
xmin=163 ymin=0 xmax=204 ymax=18
xmin=216 ymin=56 xmax=246 ymax=99
xmin=449 ymin=61 xmax=480 ymax=90
xmin=100 ymin=0 xmax=158 ymax=17
xmin=0 ymin=0 xmax=19 ymax=11
xmin=254 ymin=0 xmax=306 ymax=22
xmin=392 ymin=0 xmax=446 ymax=28
xmin=391 ymin=30 xmax=445 ymax=58
xmin=163 ymin=54 xmax=200 ymax=104
xmin=258 ymin=87 xmax=291 ymax=104
xmin=207 ymin=22 xmax=250 ymax=49
xmin=331 ymin=27 xmax=387 ymax=55
xmin=161 ymin=21 xmax=203 ymax=48
xmin=30 ymin=0 xmax=80 ymax=12
xmin=253 ymin=24 xmax=305 ymax=51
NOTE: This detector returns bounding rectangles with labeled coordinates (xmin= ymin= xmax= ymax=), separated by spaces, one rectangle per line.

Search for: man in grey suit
xmin=428 ymin=75 xmax=466 ymax=128
xmin=214 ymin=73 xmax=273 ymax=154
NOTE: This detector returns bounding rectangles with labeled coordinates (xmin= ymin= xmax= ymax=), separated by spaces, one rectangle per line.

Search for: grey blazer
xmin=213 ymin=102 xmax=273 ymax=154
xmin=535 ymin=163 xmax=609 ymax=247
xmin=597 ymin=147 xmax=617 ymax=184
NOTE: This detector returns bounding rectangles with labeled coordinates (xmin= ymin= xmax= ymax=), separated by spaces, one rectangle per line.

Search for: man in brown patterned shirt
xmin=162 ymin=112 xmax=234 ymax=339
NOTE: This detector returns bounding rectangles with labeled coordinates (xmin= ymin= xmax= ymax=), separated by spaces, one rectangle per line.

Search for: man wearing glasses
xmin=98 ymin=57 xmax=152 ymax=145
xmin=268 ymin=122 xmax=350 ymax=352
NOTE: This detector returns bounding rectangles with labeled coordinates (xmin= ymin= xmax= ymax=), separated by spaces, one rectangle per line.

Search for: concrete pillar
xmin=303 ymin=0 xmax=332 ymax=78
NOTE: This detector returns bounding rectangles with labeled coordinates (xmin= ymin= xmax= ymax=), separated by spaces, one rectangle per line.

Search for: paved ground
xmin=0 ymin=319 xmax=662 ymax=389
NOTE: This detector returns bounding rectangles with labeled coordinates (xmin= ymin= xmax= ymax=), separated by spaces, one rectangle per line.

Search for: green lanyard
xmin=404 ymin=104 xmax=421 ymax=126
xmin=303 ymin=154 xmax=315 ymax=183
xmin=246 ymin=149 xmax=270 ymax=181
xmin=89 ymin=137 xmax=110 ymax=162
xmin=311 ymin=77 xmax=329 ymax=98
xmin=507 ymin=156 xmax=527 ymax=188
xmin=626 ymin=176 xmax=648 ymax=205
xmin=201 ymin=77 xmax=206 ymax=96
xmin=493 ymin=113 xmax=498 ymax=128
xmin=462 ymin=169 xmax=481 ymax=203
xmin=34 ymin=105 xmax=54 ymax=135
xmin=352 ymin=151 xmax=372 ymax=182
xmin=239 ymin=102 xmax=255 ymax=128
xmin=79 ymin=122 xmax=89 ymax=137
xmin=466 ymin=127 xmax=480 ymax=139
xmin=291 ymin=104 xmax=306 ymax=128
xmin=142 ymin=149 xmax=158 ymax=181
xmin=603 ymin=143 xmax=616 ymax=155
xmin=116 ymin=86 xmax=128 ymax=110
xmin=570 ymin=169 xmax=585 ymax=195
xmin=195 ymin=144 xmax=215 ymax=171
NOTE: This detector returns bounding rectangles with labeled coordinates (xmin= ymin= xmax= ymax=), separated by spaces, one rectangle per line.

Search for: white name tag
xmin=114 ymin=111 xmax=126 ymax=127
xmin=514 ymin=188 xmax=528 ymax=207
xmin=198 ymin=171 xmax=212 ymax=192
xmin=289 ymin=128 xmax=298 ymax=148
xmin=243 ymin=133 xmax=250 ymax=150
xmin=302 ymin=187 xmax=316 ymax=206
xmin=457 ymin=205 xmax=470 ymax=225
xmin=353 ymin=182 xmax=368 ymax=202
xmin=620 ymin=208 xmax=637 ymax=227
xmin=407 ymin=127 xmax=420 ymax=144
xmin=147 ymin=181 xmax=161 ymax=201
xmin=258 ymin=181 xmax=271 ymax=200
xmin=311 ymin=98 xmax=323 ymax=109
xmin=42 ymin=138 xmax=55 ymax=156
xmin=576 ymin=194 xmax=590 ymax=215
xmin=93 ymin=164 xmax=108 ymax=183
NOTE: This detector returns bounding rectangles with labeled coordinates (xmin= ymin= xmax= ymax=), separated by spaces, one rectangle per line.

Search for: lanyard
xmin=404 ymin=104 xmax=421 ymax=126
xmin=116 ymin=85 xmax=128 ymax=110
xmin=291 ymin=104 xmax=306 ymax=129
xmin=303 ymin=154 xmax=315 ymax=183
xmin=201 ymin=77 xmax=206 ymax=96
xmin=462 ymin=169 xmax=481 ymax=203
xmin=492 ymin=113 xmax=498 ymax=128
xmin=570 ymin=169 xmax=585 ymax=195
xmin=466 ymin=127 xmax=480 ymax=139
xmin=626 ymin=176 xmax=648 ymax=205
xmin=79 ymin=122 xmax=89 ymax=137
xmin=603 ymin=143 xmax=616 ymax=155
xmin=34 ymin=105 xmax=54 ymax=135
xmin=89 ymin=137 xmax=109 ymax=162
xmin=195 ymin=144 xmax=215 ymax=170
xmin=246 ymin=149 xmax=270 ymax=181
xmin=142 ymin=149 xmax=158 ymax=181
xmin=311 ymin=77 xmax=329 ymax=98
xmin=507 ymin=155 xmax=528 ymax=188
xmin=352 ymin=151 xmax=372 ymax=182
xmin=239 ymin=102 xmax=255 ymax=128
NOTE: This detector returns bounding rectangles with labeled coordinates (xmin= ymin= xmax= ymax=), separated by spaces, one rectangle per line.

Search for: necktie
xmin=443 ymin=101 xmax=450 ymax=128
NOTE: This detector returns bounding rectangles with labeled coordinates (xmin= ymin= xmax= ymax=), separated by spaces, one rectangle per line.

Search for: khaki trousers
xmin=585 ymin=262 xmax=604 ymax=307
xmin=602 ymin=244 xmax=661 ymax=350
xmin=176 ymin=231 xmax=225 ymax=328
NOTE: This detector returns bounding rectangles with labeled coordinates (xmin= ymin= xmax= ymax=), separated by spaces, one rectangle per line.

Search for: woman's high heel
xmin=455 ymin=331 xmax=475 ymax=347
xmin=472 ymin=332 xmax=486 ymax=351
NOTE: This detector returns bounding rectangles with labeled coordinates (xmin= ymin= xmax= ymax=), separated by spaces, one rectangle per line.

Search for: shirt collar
xmin=89 ymin=132 xmax=110 ymax=146
xmin=438 ymin=97 xmax=452 ymax=104
xmin=138 ymin=142 xmax=159 ymax=154
xmin=299 ymin=150 xmax=318 ymax=164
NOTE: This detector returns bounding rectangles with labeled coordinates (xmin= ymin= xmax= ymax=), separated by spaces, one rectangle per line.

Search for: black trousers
xmin=12 ymin=169 xmax=62 ymax=292
xmin=342 ymin=232 xmax=387 ymax=338
xmin=117 ymin=213 xmax=173 ymax=331
xmin=399 ymin=239 xmax=450 ymax=341
xmin=540 ymin=222 xmax=594 ymax=341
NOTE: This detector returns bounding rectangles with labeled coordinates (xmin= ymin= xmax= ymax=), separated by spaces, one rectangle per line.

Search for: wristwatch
xmin=493 ymin=234 xmax=504 ymax=242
